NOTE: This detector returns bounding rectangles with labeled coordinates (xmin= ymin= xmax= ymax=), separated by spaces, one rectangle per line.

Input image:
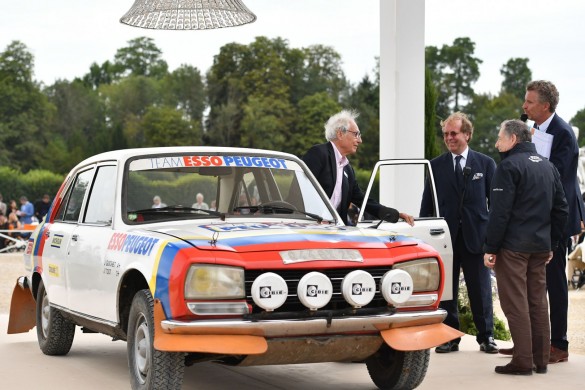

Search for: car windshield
xmin=124 ymin=154 xmax=336 ymax=224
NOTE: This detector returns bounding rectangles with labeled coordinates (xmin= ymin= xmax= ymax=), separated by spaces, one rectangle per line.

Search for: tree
xmin=426 ymin=37 xmax=482 ymax=115
xmin=424 ymin=68 xmax=441 ymax=160
xmin=343 ymin=74 xmax=380 ymax=169
xmin=160 ymin=65 xmax=205 ymax=122
xmin=293 ymin=92 xmax=341 ymax=157
xmin=113 ymin=37 xmax=169 ymax=79
xmin=500 ymin=58 xmax=532 ymax=101
xmin=82 ymin=60 xmax=116 ymax=89
xmin=441 ymin=37 xmax=482 ymax=111
xmin=302 ymin=44 xmax=348 ymax=102
xmin=240 ymin=95 xmax=293 ymax=151
xmin=571 ymin=108 xmax=585 ymax=147
xmin=43 ymin=79 xmax=105 ymax=171
xmin=139 ymin=106 xmax=202 ymax=147
xmin=465 ymin=92 xmax=523 ymax=161
xmin=0 ymin=40 xmax=53 ymax=172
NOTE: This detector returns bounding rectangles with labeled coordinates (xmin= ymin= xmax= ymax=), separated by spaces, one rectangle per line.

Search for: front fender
xmin=380 ymin=323 xmax=464 ymax=351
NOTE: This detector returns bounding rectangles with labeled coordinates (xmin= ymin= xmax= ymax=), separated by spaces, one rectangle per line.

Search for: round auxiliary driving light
xmin=251 ymin=272 xmax=288 ymax=311
xmin=341 ymin=270 xmax=376 ymax=308
xmin=297 ymin=272 xmax=333 ymax=310
xmin=380 ymin=269 xmax=414 ymax=306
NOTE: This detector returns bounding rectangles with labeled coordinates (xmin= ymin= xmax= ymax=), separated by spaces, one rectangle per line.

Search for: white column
xmin=379 ymin=0 xmax=425 ymax=207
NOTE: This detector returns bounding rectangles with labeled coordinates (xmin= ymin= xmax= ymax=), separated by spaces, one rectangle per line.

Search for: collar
xmin=330 ymin=141 xmax=349 ymax=167
xmin=537 ymin=112 xmax=555 ymax=133
xmin=500 ymin=141 xmax=537 ymax=160
xmin=450 ymin=146 xmax=469 ymax=161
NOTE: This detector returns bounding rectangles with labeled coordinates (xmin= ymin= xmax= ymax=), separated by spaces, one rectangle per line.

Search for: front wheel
xmin=365 ymin=344 xmax=430 ymax=390
xmin=127 ymin=289 xmax=185 ymax=390
xmin=36 ymin=280 xmax=75 ymax=355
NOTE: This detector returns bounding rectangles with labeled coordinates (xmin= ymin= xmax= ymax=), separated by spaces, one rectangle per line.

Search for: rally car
xmin=8 ymin=147 xmax=459 ymax=390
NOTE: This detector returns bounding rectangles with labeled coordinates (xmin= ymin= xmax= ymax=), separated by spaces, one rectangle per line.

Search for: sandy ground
xmin=2 ymin=253 xmax=584 ymax=355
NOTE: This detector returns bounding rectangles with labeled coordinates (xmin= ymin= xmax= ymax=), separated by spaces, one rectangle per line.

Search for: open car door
xmin=356 ymin=159 xmax=454 ymax=300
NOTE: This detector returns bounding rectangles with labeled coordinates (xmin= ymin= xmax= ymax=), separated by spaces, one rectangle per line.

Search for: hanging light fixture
xmin=120 ymin=0 xmax=257 ymax=30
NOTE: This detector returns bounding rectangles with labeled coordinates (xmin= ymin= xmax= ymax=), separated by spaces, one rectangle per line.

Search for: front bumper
xmin=161 ymin=307 xmax=447 ymax=337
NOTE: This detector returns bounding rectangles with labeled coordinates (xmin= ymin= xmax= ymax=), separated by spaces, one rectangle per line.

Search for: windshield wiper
xmin=133 ymin=206 xmax=225 ymax=219
xmin=257 ymin=205 xmax=325 ymax=223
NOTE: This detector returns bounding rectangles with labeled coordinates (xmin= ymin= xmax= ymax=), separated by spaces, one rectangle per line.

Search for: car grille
xmin=244 ymin=267 xmax=392 ymax=314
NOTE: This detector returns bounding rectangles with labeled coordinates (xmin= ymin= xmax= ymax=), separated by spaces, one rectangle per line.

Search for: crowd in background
xmin=0 ymin=192 xmax=51 ymax=250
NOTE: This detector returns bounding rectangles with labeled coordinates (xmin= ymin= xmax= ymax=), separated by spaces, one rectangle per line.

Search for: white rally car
xmin=8 ymin=147 xmax=458 ymax=390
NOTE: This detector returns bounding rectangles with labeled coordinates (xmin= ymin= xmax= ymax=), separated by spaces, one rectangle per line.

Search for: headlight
xmin=393 ymin=258 xmax=440 ymax=292
xmin=184 ymin=265 xmax=245 ymax=299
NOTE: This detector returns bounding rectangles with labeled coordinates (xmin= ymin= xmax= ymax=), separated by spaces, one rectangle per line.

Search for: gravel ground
xmin=2 ymin=253 xmax=584 ymax=354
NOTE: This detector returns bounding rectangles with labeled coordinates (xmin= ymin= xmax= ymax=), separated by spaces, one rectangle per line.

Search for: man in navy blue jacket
xmin=500 ymin=80 xmax=585 ymax=363
xmin=420 ymin=112 xmax=498 ymax=354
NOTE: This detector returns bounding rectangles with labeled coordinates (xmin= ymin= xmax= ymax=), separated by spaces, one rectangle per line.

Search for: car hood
xmin=147 ymin=221 xmax=419 ymax=253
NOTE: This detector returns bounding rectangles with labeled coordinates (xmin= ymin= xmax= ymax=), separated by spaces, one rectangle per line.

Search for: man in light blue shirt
xmin=17 ymin=196 xmax=35 ymax=224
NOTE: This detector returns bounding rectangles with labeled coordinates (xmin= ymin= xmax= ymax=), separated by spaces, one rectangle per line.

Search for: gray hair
xmin=527 ymin=80 xmax=559 ymax=113
xmin=324 ymin=109 xmax=360 ymax=141
xmin=500 ymin=119 xmax=532 ymax=143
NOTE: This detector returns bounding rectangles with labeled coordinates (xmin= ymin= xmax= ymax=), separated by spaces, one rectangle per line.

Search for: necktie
xmin=455 ymin=155 xmax=463 ymax=190
xmin=534 ymin=123 xmax=540 ymax=130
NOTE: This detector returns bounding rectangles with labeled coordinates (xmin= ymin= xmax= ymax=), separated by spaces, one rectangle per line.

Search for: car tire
xmin=365 ymin=344 xmax=430 ymax=390
xmin=36 ymin=280 xmax=75 ymax=355
xmin=127 ymin=289 xmax=185 ymax=390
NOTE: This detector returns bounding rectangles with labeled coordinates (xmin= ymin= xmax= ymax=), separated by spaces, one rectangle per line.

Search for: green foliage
xmin=343 ymin=74 xmax=380 ymax=169
xmin=500 ymin=58 xmax=532 ymax=101
xmin=458 ymin=277 xmax=511 ymax=341
xmin=0 ymin=40 xmax=54 ymax=172
xmin=140 ymin=106 xmax=202 ymax=147
xmin=240 ymin=95 xmax=293 ymax=151
xmin=571 ymin=108 xmax=585 ymax=146
xmin=465 ymin=92 xmax=523 ymax=161
xmin=424 ymin=69 xmax=441 ymax=160
xmin=0 ymin=166 xmax=63 ymax=202
xmin=293 ymin=92 xmax=342 ymax=157
xmin=426 ymin=37 xmax=482 ymax=117
xmin=113 ymin=37 xmax=168 ymax=79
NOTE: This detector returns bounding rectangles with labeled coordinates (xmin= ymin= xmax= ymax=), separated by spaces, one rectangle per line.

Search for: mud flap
xmin=153 ymin=299 xmax=267 ymax=355
xmin=380 ymin=323 xmax=464 ymax=351
xmin=7 ymin=279 xmax=36 ymax=334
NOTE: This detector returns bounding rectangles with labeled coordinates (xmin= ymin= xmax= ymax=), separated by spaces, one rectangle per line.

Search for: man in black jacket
xmin=484 ymin=119 xmax=568 ymax=375
xmin=302 ymin=109 xmax=414 ymax=226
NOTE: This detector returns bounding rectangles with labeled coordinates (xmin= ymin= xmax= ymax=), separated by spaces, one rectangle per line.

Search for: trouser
xmin=496 ymin=248 xmax=550 ymax=368
xmin=547 ymin=238 xmax=570 ymax=350
xmin=439 ymin=228 xmax=494 ymax=344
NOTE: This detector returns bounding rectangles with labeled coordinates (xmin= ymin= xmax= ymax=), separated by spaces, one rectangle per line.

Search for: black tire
xmin=365 ymin=344 xmax=430 ymax=390
xmin=36 ymin=280 xmax=75 ymax=355
xmin=127 ymin=289 xmax=186 ymax=390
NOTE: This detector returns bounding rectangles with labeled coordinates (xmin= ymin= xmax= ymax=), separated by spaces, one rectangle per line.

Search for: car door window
xmin=55 ymin=168 xmax=95 ymax=223
xmin=84 ymin=165 xmax=117 ymax=225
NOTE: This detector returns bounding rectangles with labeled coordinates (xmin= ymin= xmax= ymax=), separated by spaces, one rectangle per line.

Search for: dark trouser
xmin=496 ymin=248 xmax=550 ymax=369
xmin=439 ymin=229 xmax=494 ymax=344
xmin=547 ymin=238 xmax=570 ymax=351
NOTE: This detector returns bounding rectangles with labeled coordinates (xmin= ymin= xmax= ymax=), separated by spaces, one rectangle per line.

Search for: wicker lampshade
xmin=120 ymin=0 xmax=257 ymax=30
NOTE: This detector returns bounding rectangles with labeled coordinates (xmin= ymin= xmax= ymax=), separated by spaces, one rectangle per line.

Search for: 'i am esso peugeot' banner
xmin=130 ymin=155 xmax=298 ymax=171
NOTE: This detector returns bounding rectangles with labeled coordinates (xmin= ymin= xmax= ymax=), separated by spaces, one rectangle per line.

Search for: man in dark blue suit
xmin=420 ymin=112 xmax=498 ymax=354
xmin=302 ymin=109 xmax=414 ymax=226
xmin=499 ymin=80 xmax=585 ymax=363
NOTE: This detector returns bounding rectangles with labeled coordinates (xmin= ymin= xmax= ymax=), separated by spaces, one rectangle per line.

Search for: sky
xmin=1 ymin=0 xmax=584 ymax=121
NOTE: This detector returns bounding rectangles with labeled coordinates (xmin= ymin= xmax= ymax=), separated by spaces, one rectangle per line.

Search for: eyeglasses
xmin=347 ymin=130 xmax=362 ymax=138
xmin=442 ymin=131 xmax=462 ymax=138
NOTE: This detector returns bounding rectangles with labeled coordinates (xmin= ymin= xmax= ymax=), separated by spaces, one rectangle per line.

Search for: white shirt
xmin=330 ymin=142 xmax=349 ymax=209
xmin=537 ymin=112 xmax=555 ymax=133
xmin=451 ymin=147 xmax=469 ymax=171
